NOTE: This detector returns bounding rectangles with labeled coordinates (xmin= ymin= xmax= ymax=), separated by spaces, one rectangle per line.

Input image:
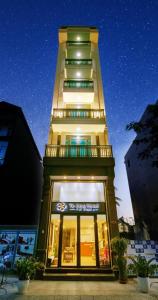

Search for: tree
xmin=126 ymin=103 xmax=158 ymax=167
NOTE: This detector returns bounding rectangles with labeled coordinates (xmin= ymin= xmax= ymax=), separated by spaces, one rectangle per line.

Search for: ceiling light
xmin=64 ymin=176 xmax=67 ymax=179
xmin=91 ymin=176 xmax=94 ymax=180
xmin=77 ymin=176 xmax=80 ymax=180
xmin=76 ymin=72 xmax=81 ymax=77
xmin=76 ymin=52 xmax=81 ymax=57
xmin=76 ymin=36 xmax=80 ymax=41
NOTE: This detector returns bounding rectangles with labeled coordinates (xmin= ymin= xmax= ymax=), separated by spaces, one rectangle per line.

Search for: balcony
xmin=45 ymin=145 xmax=113 ymax=158
xmin=51 ymin=109 xmax=106 ymax=132
xmin=52 ymin=109 xmax=105 ymax=119
xmin=64 ymin=80 xmax=93 ymax=88
xmin=66 ymin=41 xmax=91 ymax=46
xmin=63 ymin=80 xmax=94 ymax=104
xmin=65 ymin=59 xmax=92 ymax=66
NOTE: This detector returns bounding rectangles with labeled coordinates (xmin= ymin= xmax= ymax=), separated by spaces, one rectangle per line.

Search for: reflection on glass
xmin=97 ymin=215 xmax=110 ymax=266
xmin=16 ymin=232 xmax=36 ymax=257
xmin=80 ymin=216 xmax=96 ymax=266
xmin=48 ymin=215 xmax=60 ymax=267
xmin=62 ymin=216 xmax=77 ymax=266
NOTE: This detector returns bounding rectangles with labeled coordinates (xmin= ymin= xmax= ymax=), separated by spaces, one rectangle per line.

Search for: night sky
xmin=0 ymin=0 xmax=158 ymax=220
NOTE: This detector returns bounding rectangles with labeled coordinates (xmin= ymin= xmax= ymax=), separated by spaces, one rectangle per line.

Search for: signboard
xmin=52 ymin=202 xmax=105 ymax=213
xmin=0 ymin=230 xmax=37 ymax=267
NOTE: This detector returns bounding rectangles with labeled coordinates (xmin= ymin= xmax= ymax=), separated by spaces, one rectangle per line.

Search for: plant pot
xmin=17 ymin=279 xmax=30 ymax=294
xmin=119 ymin=277 xmax=128 ymax=284
xmin=137 ymin=276 xmax=149 ymax=293
xmin=35 ymin=269 xmax=44 ymax=280
xmin=113 ymin=270 xmax=119 ymax=280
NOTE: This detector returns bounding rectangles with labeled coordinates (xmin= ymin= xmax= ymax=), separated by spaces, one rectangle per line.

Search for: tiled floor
xmin=0 ymin=277 xmax=158 ymax=300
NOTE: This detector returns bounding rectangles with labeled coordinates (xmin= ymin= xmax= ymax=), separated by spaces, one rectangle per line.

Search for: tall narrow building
xmin=37 ymin=26 xmax=118 ymax=274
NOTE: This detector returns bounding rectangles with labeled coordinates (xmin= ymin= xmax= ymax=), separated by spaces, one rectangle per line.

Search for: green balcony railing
xmin=65 ymin=59 xmax=92 ymax=66
xmin=52 ymin=109 xmax=105 ymax=119
xmin=45 ymin=145 xmax=113 ymax=158
xmin=66 ymin=41 xmax=90 ymax=46
xmin=64 ymin=80 xmax=93 ymax=88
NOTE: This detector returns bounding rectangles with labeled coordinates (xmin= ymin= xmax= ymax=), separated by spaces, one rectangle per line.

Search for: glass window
xmin=0 ymin=231 xmax=36 ymax=267
xmin=16 ymin=232 xmax=36 ymax=259
xmin=97 ymin=215 xmax=110 ymax=266
xmin=80 ymin=216 xmax=96 ymax=266
xmin=62 ymin=216 xmax=77 ymax=266
xmin=0 ymin=141 xmax=8 ymax=165
xmin=52 ymin=182 xmax=105 ymax=203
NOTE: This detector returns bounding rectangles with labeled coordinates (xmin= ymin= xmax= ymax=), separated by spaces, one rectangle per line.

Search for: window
xmin=52 ymin=182 xmax=105 ymax=203
xmin=127 ymin=160 xmax=130 ymax=167
xmin=0 ymin=141 xmax=8 ymax=165
xmin=0 ymin=126 xmax=9 ymax=136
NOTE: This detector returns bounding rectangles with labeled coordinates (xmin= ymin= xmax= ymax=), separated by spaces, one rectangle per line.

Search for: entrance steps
xmin=43 ymin=268 xmax=116 ymax=281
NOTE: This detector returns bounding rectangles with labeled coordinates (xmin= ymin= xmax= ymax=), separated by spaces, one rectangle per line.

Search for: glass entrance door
xmin=80 ymin=216 xmax=96 ymax=266
xmin=50 ymin=214 xmax=109 ymax=268
xmin=61 ymin=216 xmax=77 ymax=266
xmin=66 ymin=135 xmax=91 ymax=157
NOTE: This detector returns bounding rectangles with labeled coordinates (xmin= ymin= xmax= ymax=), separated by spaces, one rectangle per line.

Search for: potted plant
xmin=128 ymin=255 xmax=156 ymax=293
xmin=16 ymin=256 xmax=38 ymax=294
xmin=111 ymin=237 xmax=128 ymax=283
xmin=34 ymin=261 xmax=45 ymax=280
xmin=112 ymin=264 xmax=119 ymax=280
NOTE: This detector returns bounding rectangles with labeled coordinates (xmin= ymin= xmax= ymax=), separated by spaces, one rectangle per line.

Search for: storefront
xmin=47 ymin=182 xmax=111 ymax=268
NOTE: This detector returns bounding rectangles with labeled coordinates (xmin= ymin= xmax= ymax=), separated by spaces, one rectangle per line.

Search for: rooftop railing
xmin=52 ymin=109 xmax=105 ymax=119
xmin=64 ymin=80 xmax=93 ymax=88
xmin=45 ymin=145 xmax=113 ymax=158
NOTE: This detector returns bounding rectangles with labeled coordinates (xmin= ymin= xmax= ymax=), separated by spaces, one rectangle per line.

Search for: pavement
xmin=0 ymin=277 xmax=158 ymax=300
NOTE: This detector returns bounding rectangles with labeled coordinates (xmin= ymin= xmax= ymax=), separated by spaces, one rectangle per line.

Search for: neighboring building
xmin=37 ymin=26 xmax=118 ymax=277
xmin=125 ymin=102 xmax=158 ymax=241
xmin=0 ymin=101 xmax=42 ymax=266
xmin=118 ymin=217 xmax=135 ymax=240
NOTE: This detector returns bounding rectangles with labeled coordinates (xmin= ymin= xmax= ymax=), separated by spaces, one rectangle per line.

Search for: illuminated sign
xmin=52 ymin=202 xmax=105 ymax=213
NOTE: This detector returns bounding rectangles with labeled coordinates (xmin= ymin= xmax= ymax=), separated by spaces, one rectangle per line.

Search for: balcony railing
xmin=64 ymin=80 xmax=93 ymax=88
xmin=52 ymin=109 xmax=105 ymax=119
xmin=66 ymin=41 xmax=90 ymax=46
xmin=65 ymin=59 xmax=92 ymax=66
xmin=45 ymin=145 xmax=113 ymax=158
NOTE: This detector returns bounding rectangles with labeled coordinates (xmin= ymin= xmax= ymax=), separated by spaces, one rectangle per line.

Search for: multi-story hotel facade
xmin=37 ymin=26 xmax=118 ymax=273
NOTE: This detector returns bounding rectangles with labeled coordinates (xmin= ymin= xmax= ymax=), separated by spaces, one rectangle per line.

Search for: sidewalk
xmin=0 ymin=277 xmax=158 ymax=300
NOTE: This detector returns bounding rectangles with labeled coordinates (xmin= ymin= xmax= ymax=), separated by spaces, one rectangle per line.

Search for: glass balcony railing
xmin=45 ymin=145 xmax=113 ymax=158
xmin=66 ymin=41 xmax=91 ymax=46
xmin=65 ymin=59 xmax=92 ymax=66
xmin=52 ymin=109 xmax=105 ymax=119
xmin=64 ymin=80 xmax=93 ymax=88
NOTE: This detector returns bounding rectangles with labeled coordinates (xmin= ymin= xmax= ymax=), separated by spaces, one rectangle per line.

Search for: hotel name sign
xmin=52 ymin=202 xmax=106 ymax=213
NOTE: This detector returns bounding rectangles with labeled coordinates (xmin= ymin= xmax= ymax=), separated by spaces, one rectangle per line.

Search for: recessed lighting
xmin=76 ymin=127 xmax=81 ymax=132
xmin=64 ymin=176 xmax=67 ymax=179
xmin=91 ymin=176 xmax=94 ymax=180
xmin=76 ymin=72 xmax=81 ymax=77
xmin=76 ymin=52 xmax=81 ymax=57
xmin=77 ymin=176 xmax=80 ymax=180
xmin=76 ymin=36 xmax=80 ymax=41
